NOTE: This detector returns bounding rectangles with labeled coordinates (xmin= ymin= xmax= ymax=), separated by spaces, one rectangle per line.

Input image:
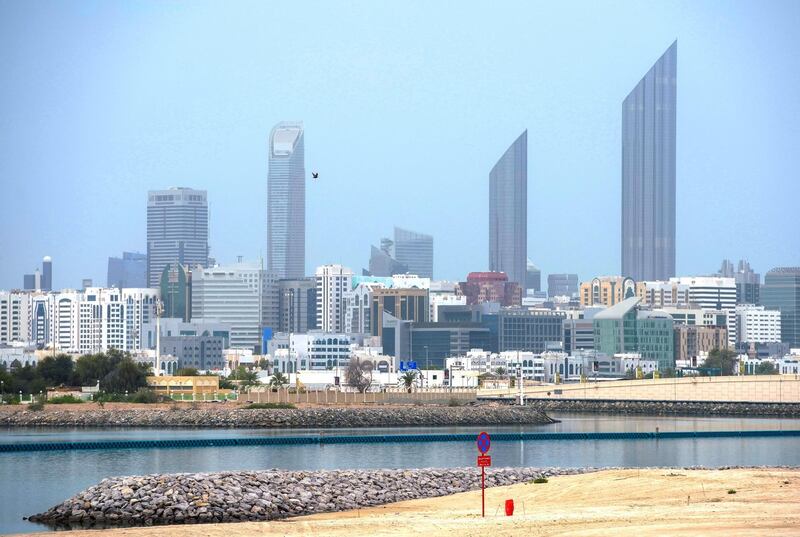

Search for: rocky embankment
xmin=525 ymin=399 xmax=800 ymax=417
xmin=0 ymin=405 xmax=557 ymax=428
xmin=28 ymin=467 xmax=589 ymax=528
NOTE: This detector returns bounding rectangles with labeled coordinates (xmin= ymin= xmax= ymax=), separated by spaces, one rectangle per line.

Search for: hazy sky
xmin=1 ymin=0 xmax=799 ymax=290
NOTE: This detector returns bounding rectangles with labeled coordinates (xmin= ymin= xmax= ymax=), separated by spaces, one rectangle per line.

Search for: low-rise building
xmin=736 ymin=305 xmax=781 ymax=344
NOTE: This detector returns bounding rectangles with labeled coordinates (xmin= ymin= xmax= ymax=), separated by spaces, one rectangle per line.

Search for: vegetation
xmin=754 ymin=362 xmax=777 ymax=375
xmin=346 ymin=359 xmax=373 ymax=393
xmin=401 ymin=371 xmax=418 ymax=393
xmin=27 ymin=400 xmax=45 ymax=411
xmin=703 ymin=348 xmax=738 ymax=376
xmin=46 ymin=395 xmax=84 ymax=404
xmin=175 ymin=367 xmax=199 ymax=376
xmin=228 ymin=365 xmax=260 ymax=387
xmin=447 ymin=397 xmax=463 ymax=407
xmin=728 ymin=489 xmax=737 ymax=494
xmin=269 ymin=372 xmax=289 ymax=389
xmin=245 ymin=402 xmax=296 ymax=409
xmin=531 ymin=477 xmax=549 ymax=484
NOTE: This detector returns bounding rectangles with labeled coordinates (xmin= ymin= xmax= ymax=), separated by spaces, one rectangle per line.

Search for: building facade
xmin=621 ymin=41 xmax=677 ymax=282
xmin=548 ymin=273 xmax=579 ymax=298
xmin=761 ymin=267 xmax=800 ymax=348
xmin=670 ymin=276 xmax=737 ymax=346
xmin=160 ymin=335 xmax=225 ymax=371
xmin=580 ymin=276 xmax=637 ymax=307
xmin=489 ymin=130 xmax=527 ymax=287
xmin=674 ymin=324 xmax=729 ymax=365
xmin=0 ymin=291 xmax=29 ymax=345
xmin=486 ymin=308 xmax=566 ymax=353
xmin=160 ymin=263 xmax=191 ymax=322
xmin=107 ymin=252 xmax=147 ymax=289
xmin=393 ymin=227 xmax=433 ymax=279
xmin=267 ymin=121 xmax=305 ymax=279
xmin=146 ymin=187 xmax=208 ymax=287
xmin=718 ymin=259 xmax=760 ymax=304
xmin=370 ymin=287 xmax=429 ymax=339
xmin=315 ymin=264 xmax=354 ymax=333
xmin=277 ymin=278 xmax=317 ymax=333
xmin=735 ymin=305 xmax=781 ymax=344
xmin=457 ymin=272 xmax=522 ymax=307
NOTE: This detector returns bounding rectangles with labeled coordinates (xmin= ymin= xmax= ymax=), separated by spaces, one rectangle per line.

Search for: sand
xmin=17 ymin=468 xmax=800 ymax=536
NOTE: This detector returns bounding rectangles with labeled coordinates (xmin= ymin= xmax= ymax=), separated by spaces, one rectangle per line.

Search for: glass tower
xmin=489 ymin=130 xmax=527 ymax=287
xmin=146 ymin=187 xmax=208 ymax=288
xmin=621 ymin=41 xmax=677 ymax=281
xmin=761 ymin=267 xmax=800 ymax=348
xmin=267 ymin=121 xmax=305 ymax=279
xmin=394 ymin=227 xmax=433 ymax=278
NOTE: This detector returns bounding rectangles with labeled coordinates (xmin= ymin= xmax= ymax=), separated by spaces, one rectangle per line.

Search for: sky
xmin=1 ymin=0 xmax=799 ymax=291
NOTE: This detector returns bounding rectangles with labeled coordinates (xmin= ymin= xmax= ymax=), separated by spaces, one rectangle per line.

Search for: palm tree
xmin=401 ymin=371 xmax=418 ymax=393
xmin=269 ymin=372 xmax=288 ymax=390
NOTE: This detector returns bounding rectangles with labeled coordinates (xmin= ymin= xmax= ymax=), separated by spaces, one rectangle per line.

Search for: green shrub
xmin=47 ymin=395 xmax=84 ymax=404
xmin=27 ymin=400 xmax=45 ymax=411
xmin=130 ymin=388 xmax=162 ymax=404
xmin=727 ymin=489 xmax=736 ymax=494
xmin=531 ymin=477 xmax=549 ymax=484
xmin=245 ymin=402 xmax=296 ymax=409
xmin=447 ymin=397 xmax=463 ymax=407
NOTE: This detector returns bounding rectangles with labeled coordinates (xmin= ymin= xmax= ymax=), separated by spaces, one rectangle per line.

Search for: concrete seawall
xmin=525 ymin=399 xmax=800 ymax=416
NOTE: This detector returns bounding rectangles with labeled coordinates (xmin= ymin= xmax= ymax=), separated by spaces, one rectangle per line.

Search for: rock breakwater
xmin=525 ymin=399 xmax=800 ymax=417
xmin=28 ymin=467 xmax=590 ymax=528
xmin=0 ymin=405 xmax=556 ymax=428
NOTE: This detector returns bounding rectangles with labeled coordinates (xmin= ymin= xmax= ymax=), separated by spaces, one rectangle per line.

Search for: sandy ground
xmin=17 ymin=468 xmax=800 ymax=537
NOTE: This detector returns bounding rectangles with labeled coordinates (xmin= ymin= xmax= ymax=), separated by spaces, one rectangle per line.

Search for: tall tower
xmin=146 ymin=187 xmax=209 ymax=288
xmin=621 ymin=41 xmax=677 ymax=281
xmin=489 ymin=130 xmax=527 ymax=287
xmin=268 ymin=121 xmax=305 ymax=279
xmin=394 ymin=227 xmax=433 ymax=278
xmin=41 ymin=256 xmax=52 ymax=291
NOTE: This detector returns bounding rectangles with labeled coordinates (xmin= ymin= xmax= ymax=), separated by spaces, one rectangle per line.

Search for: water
xmin=1 ymin=413 xmax=799 ymax=534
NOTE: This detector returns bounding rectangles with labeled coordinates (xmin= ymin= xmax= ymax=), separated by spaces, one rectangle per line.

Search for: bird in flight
xmin=312 ymin=172 xmax=319 ymax=180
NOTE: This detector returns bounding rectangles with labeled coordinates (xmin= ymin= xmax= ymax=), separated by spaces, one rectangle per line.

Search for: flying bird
xmin=312 ymin=172 xmax=319 ymax=180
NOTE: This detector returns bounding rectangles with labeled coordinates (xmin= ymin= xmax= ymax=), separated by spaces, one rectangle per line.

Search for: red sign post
xmin=476 ymin=431 xmax=491 ymax=517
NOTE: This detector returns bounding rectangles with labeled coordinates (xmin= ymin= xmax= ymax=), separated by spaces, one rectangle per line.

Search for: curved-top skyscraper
xmin=621 ymin=41 xmax=677 ymax=282
xmin=268 ymin=121 xmax=305 ymax=279
xmin=489 ymin=130 xmax=527 ymax=287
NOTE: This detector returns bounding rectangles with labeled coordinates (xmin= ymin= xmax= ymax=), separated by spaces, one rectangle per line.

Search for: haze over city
xmin=1 ymin=0 xmax=799 ymax=289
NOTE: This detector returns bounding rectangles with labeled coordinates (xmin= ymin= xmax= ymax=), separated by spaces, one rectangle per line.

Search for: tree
xmin=37 ymin=354 xmax=74 ymax=385
xmin=176 ymin=367 xmax=199 ymax=376
xmin=102 ymin=358 xmax=148 ymax=394
xmin=754 ymin=361 xmax=777 ymax=375
xmin=401 ymin=371 xmax=418 ymax=393
xmin=269 ymin=372 xmax=289 ymax=389
xmin=702 ymin=348 xmax=738 ymax=376
xmin=346 ymin=359 xmax=373 ymax=393
xmin=258 ymin=358 xmax=270 ymax=370
xmin=229 ymin=366 xmax=260 ymax=386
xmin=73 ymin=351 xmax=124 ymax=386
xmin=495 ymin=367 xmax=507 ymax=376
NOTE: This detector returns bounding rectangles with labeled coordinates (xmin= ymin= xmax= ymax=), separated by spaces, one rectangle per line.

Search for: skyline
xmin=2 ymin=1 xmax=799 ymax=290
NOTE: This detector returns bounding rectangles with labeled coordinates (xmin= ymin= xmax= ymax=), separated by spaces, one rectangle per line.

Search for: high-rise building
xmin=370 ymin=287 xmax=429 ymax=339
xmin=670 ymin=276 xmax=737 ymax=346
xmin=761 ymin=267 xmax=800 ymax=348
xmin=621 ymin=41 xmax=677 ymax=282
xmin=147 ymin=187 xmax=209 ymax=288
xmin=526 ymin=260 xmax=541 ymax=293
xmin=367 ymin=243 xmax=407 ymax=277
xmin=277 ymin=278 xmax=317 ymax=333
xmin=267 ymin=121 xmax=305 ymax=279
xmin=489 ymin=130 xmax=527 ymax=287
xmin=0 ymin=291 xmax=30 ymax=345
xmin=393 ymin=227 xmax=433 ymax=279
xmin=191 ymin=262 xmax=278 ymax=351
xmin=315 ymin=264 xmax=354 ymax=333
xmin=548 ymin=273 xmax=579 ymax=298
xmin=718 ymin=259 xmax=760 ymax=304
xmin=457 ymin=272 xmax=522 ymax=307
xmin=735 ymin=305 xmax=781 ymax=344
xmin=107 ymin=252 xmax=147 ymax=289
xmin=484 ymin=308 xmax=566 ymax=353
xmin=160 ymin=263 xmax=192 ymax=322
xmin=41 ymin=256 xmax=52 ymax=292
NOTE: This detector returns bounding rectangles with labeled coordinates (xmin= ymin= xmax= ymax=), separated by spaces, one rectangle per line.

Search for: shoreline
xmin=23 ymin=466 xmax=800 ymax=534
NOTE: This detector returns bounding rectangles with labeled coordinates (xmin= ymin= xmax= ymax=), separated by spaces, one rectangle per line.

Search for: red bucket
xmin=505 ymin=499 xmax=514 ymax=516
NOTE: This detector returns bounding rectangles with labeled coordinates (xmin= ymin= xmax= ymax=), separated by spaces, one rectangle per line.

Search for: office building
xmin=593 ymin=297 xmax=675 ymax=370
xmin=761 ymin=267 xmax=800 ymax=348
xmin=344 ymin=281 xmax=385 ymax=335
xmin=458 ymin=272 xmax=522 ymax=307
xmin=370 ymin=287 xmax=429 ymax=339
xmin=718 ymin=259 xmax=760 ymax=304
xmin=393 ymin=227 xmax=433 ymax=279
xmin=670 ymin=276 xmax=737 ymax=345
xmin=636 ymin=280 xmax=690 ymax=307
xmin=580 ymin=276 xmax=636 ymax=307
xmin=315 ymin=264 xmax=354 ymax=333
xmin=147 ymin=187 xmax=209 ymax=287
xmin=159 ymin=263 xmax=191 ymax=322
xmin=367 ymin=243 xmax=407 ymax=277
xmin=41 ymin=256 xmax=52 ymax=291
xmin=107 ymin=252 xmax=147 ymax=289
xmin=277 ymin=278 xmax=317 ymax=333
xmin=141 ymin=317 xmax=230 ymax=349
xmin=484 ymin=308 xmax=566 ymax=353
xmin=548 ymin=273 xmax=579 ymax=298
xmin=160 ymin=335 xmax=225 ymax=371
xmin=562 ymin=307 xmax=604 ymax=355
xmin=621 ymin=41 xmax=677 ymax=282
xmin=489 ymin=130 xmax=527 ymax=286
xmin=191 ymin=262 xmax=278 ymax=351
xmin=23 ymin=271 xmax=39 ymax=291
xmin=735 ymin=305 xmax=781 ymax=344
xmin=267 ymin=121 xmax=305 ymax=279
xmin=526 ymin=260 xmax=541 ymax=293
xmin=674 ymin=324 xmax=729 ymax=366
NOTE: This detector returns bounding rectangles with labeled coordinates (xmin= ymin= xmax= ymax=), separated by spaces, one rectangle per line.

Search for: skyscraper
xmin=146 ymin=187 xmax=209 ymax=288
xmin=393 ymin=227 xmax=433 ymax=278
xmin=267 ymin=121 xmax=305 ymax=279
xmin=761 ymin=267 xmax=800 ymax=348
xmin=107 ymin=252 xmax=147 ymax=289
xmin=41 ymin=256 xmax=52 ymax=291
xmin=621 ymin=41 xmax=677 ymax=282
xmin=489 ymin=130 xmax=527 ymax=286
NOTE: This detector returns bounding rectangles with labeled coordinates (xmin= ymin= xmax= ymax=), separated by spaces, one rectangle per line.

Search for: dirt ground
xmin=17 ymin=468 xmax=800 ymax=537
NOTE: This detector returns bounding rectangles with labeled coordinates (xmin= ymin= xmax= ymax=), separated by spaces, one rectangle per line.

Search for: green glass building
xmin=761 ymin=267 xmax=800 ymax=348
xmin=593 ymin=296 xmax=675 ymax=370
xmin=160 ymin=263 xmax=191 ymax=321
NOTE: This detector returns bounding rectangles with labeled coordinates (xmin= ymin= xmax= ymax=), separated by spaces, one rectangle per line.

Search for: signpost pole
xmin=481 ymin=465 xmax=485 ymax=517
xmin=476 ymin=431 xmax=491 ymax=518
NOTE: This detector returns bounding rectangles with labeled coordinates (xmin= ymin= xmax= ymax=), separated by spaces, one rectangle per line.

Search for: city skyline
xmin=1 ymin=2 xmax=798 ymax=290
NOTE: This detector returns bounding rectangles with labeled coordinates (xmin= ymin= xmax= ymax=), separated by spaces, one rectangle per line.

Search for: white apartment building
xmin=0 ymin=291 xmax=30 ymax=345
xmin=77 ymin=288 xmax=158 ymax=354
xmin=670 ymin=276 xmax=737 ymax=345
xmin=736 ymin=305 xmax=781 ymax=344
xmin=429 ymin=294 xmax=467 ymax=322
xmin=637 ymin=280 xmax=690 ymax=307
xmin=191 ymin=262 xmax=278 ymax=351
xmin=344 ymin=281 xmax=386 ymax=334
xmin=315 ymin=265 xmax=354 ymax=333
